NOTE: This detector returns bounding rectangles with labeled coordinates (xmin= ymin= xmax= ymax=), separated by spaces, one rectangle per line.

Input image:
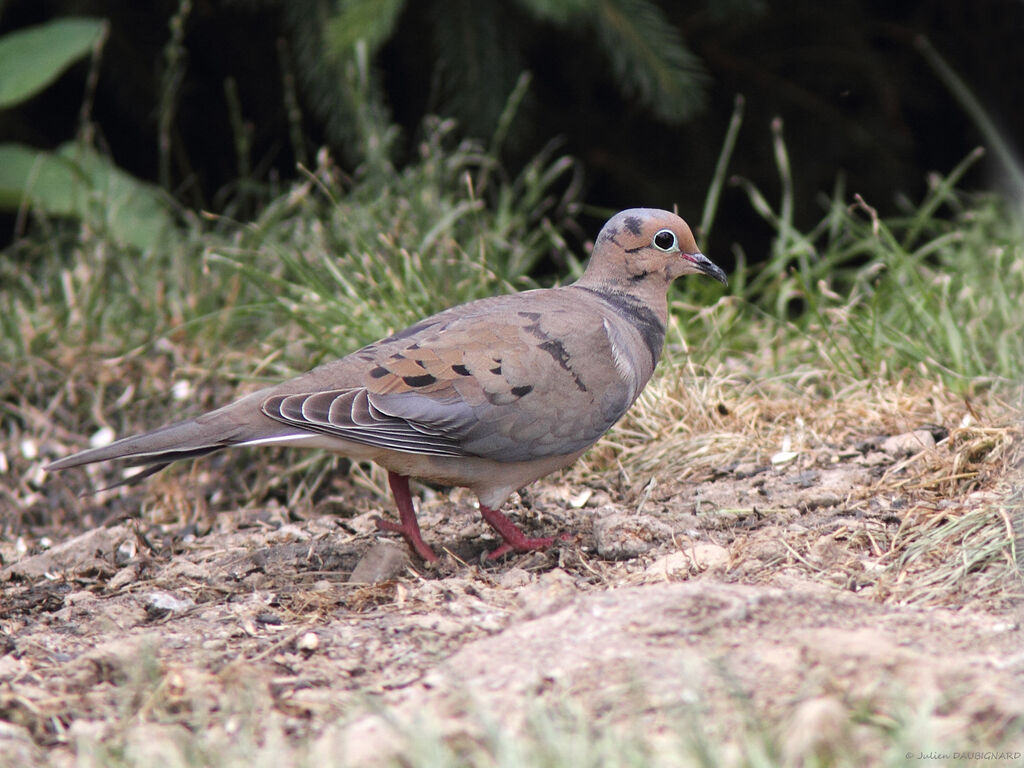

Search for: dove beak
xmin=685 ymin=252 xmax=728 ymax=286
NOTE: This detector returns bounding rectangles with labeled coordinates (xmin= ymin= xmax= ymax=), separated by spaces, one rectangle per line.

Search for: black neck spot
xmin=576 ymin=286 xmax=665 ymax=364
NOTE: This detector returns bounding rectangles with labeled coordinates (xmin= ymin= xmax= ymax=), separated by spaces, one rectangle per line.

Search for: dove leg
xmin=375 ymin=472 xmax=439 ymax=562
xmin=478 ymin=504 xmax=567 ymax=560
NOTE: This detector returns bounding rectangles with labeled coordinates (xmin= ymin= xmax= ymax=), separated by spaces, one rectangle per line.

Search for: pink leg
xmin=478 ymin=504 xmax=569 ymax=560
xmin=375 ymin=472 xmax=439 ymax=562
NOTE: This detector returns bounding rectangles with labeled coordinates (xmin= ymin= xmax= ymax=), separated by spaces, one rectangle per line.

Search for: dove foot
xmin=479 ymin=504 xmax=568 ymax=560
xmin=377 ymin=472 xmax=439 ymax=562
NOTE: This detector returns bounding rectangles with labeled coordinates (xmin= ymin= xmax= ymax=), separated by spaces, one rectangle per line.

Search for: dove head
xmin=579 ymin=209 xmax=727 ymax=292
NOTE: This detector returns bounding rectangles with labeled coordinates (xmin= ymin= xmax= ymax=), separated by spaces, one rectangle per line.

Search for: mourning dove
xmin=48 ymin=208 xmax=726 ymax=561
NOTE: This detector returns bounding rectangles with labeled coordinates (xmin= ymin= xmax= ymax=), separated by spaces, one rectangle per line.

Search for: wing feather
xmin=262 ymin=391 xmax=471 ymax=457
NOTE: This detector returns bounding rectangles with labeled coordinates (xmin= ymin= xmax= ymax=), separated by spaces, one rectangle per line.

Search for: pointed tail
xmin=47 ymin=391 xmax=299 ymax=483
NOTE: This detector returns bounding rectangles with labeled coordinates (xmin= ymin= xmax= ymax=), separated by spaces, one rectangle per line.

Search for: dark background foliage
xmin=1 ymin=0 xmax=1021 ymax=261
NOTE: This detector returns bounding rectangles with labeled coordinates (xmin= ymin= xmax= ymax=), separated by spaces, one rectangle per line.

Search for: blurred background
xmin=1 ymin=0 xmax=1021 ymax=263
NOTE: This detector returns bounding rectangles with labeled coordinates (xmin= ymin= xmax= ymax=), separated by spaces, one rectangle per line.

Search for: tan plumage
xmin=48 ymin=209 xmax=727 ymax=561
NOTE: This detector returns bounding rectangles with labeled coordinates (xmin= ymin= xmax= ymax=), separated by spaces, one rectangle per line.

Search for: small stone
xmin=166 ymin=671 xmax=186 ymax=698
xmin=567 ymin=489 xmax=593 ymax=508
xmin=646 ymin=551 xmax=691 ymax=578
xmin=515 ymin=567 xmax=578 ymax=618
xmin=857 ymin=451 xmax=890 ymax=467
xmin=881 ymin=430 xmax=936 ymax=456
xmin=107 ymin=563 xmax=141 ymax=591
xmin=734 ymin=462 xmax=767 ymax=478
xmin=809 ymin=535 xmax=841 ymax=568
xmin=144 ymin=591 xmax=194 ymax=619
xmin=771 ymin=451 xmax=799 ymax=466
xmin=593 ymin=513 xmax=672 ymax=560
xmin=498 ymin=567 xmax=531 ymax=589
xmin=786 ymin=470 xmax=819 ymax=488
xmin=801 ymin=492 xmax=841 ymax=511
xmin=115 ymin=538 xmax=137 ymax=565
xmin=349 ymin=541 xmax=410 ymax=583
xmin=647 ymin=544 xmax=729 ymax=576
xmin=297 ymin=632 xmax=320 ymax=652
xmin=90 ymin=426 xmax=116 ymax=449
xmin=987 ymin=621 xmax=1018 ymax=634
xmin=688 ymin=543 xmax=730 ymax=570
xmin=27 ymin=464 xmax=46 ymax=487
xmin=64 ymin=590 xmax=96 ymax=606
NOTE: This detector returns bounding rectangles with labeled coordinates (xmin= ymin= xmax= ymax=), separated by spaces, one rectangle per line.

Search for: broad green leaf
xmin=0 ymin=142 xmax=180 ymax=251
xmin=0 ymin=143 xmax=78 ymax=212
xmin=0 ymin=17 xmax=107 ymax=109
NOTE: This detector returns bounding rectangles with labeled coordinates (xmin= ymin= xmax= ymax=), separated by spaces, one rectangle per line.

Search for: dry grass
xmin=609 ymin=362 xmax=1018 ymax=481
xmin=578 ymin=347 xmax=1024 ymax=607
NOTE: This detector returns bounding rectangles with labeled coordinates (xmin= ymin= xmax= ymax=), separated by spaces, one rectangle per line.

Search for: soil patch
xmin=2 ymin=423 xmax=1022 ymax=764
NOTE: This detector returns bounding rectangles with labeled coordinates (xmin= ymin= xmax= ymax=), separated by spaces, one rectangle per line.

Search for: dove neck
xmin=571 ymin=284 xmax=666 ymax=369
xmin=572 ymin=270 xmax=670 ymax=325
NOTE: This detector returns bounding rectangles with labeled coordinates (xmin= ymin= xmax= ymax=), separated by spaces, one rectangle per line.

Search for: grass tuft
xmin=209 ymin=116 xmax=580 ymax=370
xmin=679 ymin=136 xmax=1024 ymax=390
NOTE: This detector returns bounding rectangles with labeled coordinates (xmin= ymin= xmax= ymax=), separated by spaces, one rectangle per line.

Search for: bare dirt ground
xmin=2 ymin=391 xmax=1023 ymax=765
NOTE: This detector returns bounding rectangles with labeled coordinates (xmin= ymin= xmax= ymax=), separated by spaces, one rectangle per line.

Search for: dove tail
xmin=46 ymin=391 xmax=299 ymax=483
xmin=47 ymin=418 xmax=234 ymax=473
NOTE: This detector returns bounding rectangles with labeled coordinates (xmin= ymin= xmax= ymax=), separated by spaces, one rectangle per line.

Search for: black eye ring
xmin=653 ymin=229 xmax=677 ymax=251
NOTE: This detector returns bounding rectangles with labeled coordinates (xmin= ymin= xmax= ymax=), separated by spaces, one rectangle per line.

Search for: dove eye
xmin=652 ymin=229 xmax=677 ymax=251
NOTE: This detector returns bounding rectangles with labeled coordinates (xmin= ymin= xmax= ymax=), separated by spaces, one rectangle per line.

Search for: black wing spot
xmin=452 ymin=364 xmax=471 ymax=376
xmin=511 ymin=385 xmax=533 ymax=397
xmin=623 ymin=216 xmax=642 ymax=236
xmin=522 ymin=321 xmax=546 ymax=340
xmin=402 ymin=374 xmax=437 ymax=387
xmin=490 ymin=365 xmax=502 ymax=375
xmin=538 ymin=339 xmax=570 ymax=368
xmin=538 ymin=339 xmax=587 ymax=392
xmin=369 ymin=366 xmax=389 ymax=378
